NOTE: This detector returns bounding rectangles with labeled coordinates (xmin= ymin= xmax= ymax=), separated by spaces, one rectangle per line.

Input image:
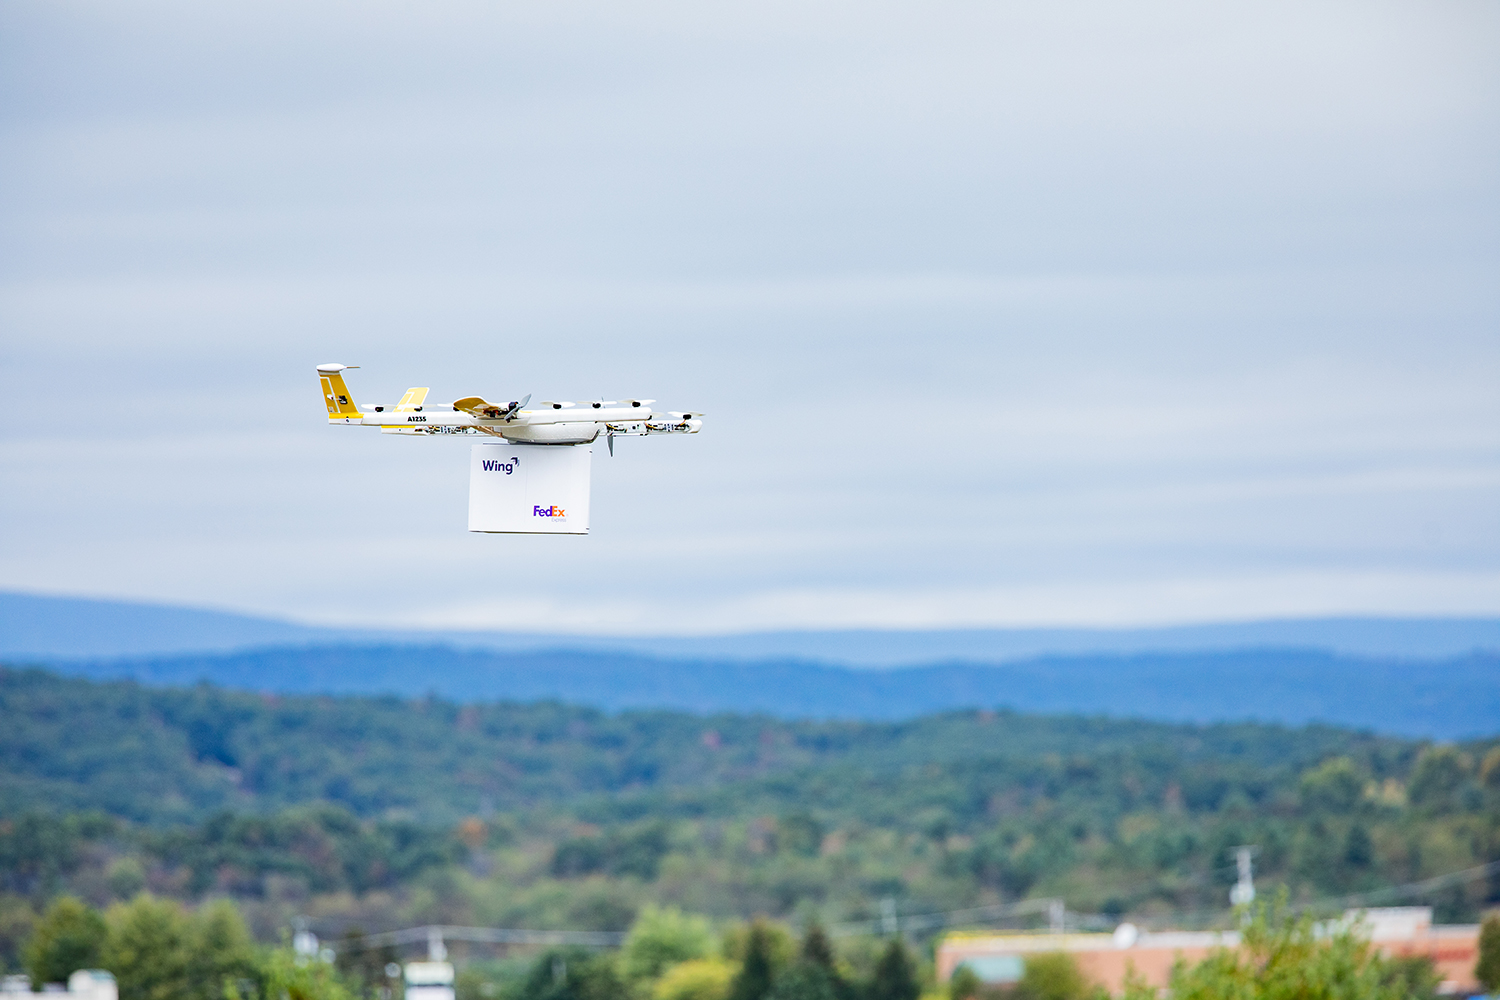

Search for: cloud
xmin=0 ymin=0 xmax=1496 ymax=630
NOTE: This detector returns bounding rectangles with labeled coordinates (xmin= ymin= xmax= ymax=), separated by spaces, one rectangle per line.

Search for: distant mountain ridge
xmin=4 ymin=590 xmax=1500 ymax=664
xmin=5 ymin=591 xmax=1496 ymax=738
xmin=0 ymin=591 xmax=328 ymax=658
xmin=24 ymin=642 xmax=1500 ymax=739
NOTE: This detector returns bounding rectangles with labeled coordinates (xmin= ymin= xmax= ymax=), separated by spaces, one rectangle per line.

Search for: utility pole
xmin=881 ymin=898 xmax=898 ymax=936
xmin=1048 ymin=900 xmax=1066 ymax=934
xmin=427 ymin=927 xmax=447 ymax=962
xmin=1229 ymin=846 xmax=1258 ymax=907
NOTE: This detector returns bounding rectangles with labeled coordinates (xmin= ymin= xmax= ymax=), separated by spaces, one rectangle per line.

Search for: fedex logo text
xmin=481 ymin=459 xmax=518 ymax=474
xmin=534 ymin=505 xmax=566 ymax=518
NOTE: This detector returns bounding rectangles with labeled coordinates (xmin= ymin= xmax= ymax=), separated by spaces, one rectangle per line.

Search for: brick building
xmin=936 ymin=908 xmax=1484 ymax=996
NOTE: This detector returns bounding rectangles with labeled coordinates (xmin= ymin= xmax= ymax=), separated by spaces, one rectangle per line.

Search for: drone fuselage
xmin=318 ymin=365 xmax=701 ymax=444
xmin=335 ymin=406 xmax=700 ymax=443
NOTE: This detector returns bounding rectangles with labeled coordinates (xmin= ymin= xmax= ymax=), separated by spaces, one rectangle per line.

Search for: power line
xmin=838 ymin=857 xmax=1500 ymax=939
xmin=830 ymin=897 xmax=1060 ymax=938
xmin=1297 ymin=858 xmax=1500 ymax=913
xmin=326 ymin=858 xmax=1500 ymax=956
xmin=334 ymin=924 xmax=626 ymax=952
xmin=1079 ymin=858 xmax=1500 ymax=929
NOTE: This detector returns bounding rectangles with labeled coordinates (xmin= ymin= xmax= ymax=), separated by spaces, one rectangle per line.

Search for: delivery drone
xmin=317 ymin=364 xmax=702 ymax=534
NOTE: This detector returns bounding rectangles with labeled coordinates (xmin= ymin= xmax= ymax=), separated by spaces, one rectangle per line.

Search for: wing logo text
xmin=481 ymin=459 xmax=518 ymax=474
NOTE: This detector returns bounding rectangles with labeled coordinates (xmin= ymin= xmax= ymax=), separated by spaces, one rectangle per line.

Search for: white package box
xmin=468 ymin=443 xmax=591 ymax=534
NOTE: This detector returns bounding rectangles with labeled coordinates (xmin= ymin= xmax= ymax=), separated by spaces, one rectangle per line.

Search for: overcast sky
xmin=1 ymin=0 xmax=1497 ymax=634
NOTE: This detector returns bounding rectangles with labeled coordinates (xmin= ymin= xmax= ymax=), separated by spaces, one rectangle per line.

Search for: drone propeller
xmin=502 ymin=394 xmax=531 ymax=419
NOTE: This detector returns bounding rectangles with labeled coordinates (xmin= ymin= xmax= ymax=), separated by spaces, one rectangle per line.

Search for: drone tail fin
xmin=317 ymin=364 xmax=361 ymax=420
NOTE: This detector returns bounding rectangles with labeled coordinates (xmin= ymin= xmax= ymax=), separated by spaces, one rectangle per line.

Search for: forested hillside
xmin=0 ymin=666 xmax=1420 ymax=823
xmin=2 ymin=666 xmax=1498 ymax=972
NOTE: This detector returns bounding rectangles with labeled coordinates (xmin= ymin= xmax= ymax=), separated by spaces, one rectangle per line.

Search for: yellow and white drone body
xmin=316 ymin=364 xmax=702 ymax=534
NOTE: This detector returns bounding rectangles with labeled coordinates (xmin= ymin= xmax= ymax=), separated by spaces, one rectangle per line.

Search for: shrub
xmin=656 ymin=959 xmax=737 ymax=1000
xmin=1014 ymin=953 xmax=1093 ymax=1000
xmin=1160 ymin=896 xmax=1406 ymax=1000
xmin=948 ymin=966 xmax=981 ymax=1000
xmin=251 ymin=947 xmax=356 ymax=1000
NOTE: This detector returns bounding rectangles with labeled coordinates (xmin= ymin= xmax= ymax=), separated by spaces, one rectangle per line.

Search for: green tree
xmin=1168 ymin=896 xmax=1403 ymax=1000
xmin=1477 ymin=914 xmax=1500 ymax=994
xmin=515 ymin=947 xmax=624 ymax=1000
xmin=728 ymin=922 xmax=781 ymax=1000
xmin=1342 ymin=825 xmax=1374 ymax=870
xmin=866 ymin=941 xmax=919 ymax=1000
xmin=25 ymin=897 xmax=107 ymax=986
xmin=767 ymin=964 xmax=836 ymax=1000
xmin=106 ymin=860 xmax=146 ymax=901
xmin=1407 ymin=747 xmax=1470 ymax=812
xmin=778 ymin=815 xmax=825 ymax=858
xmin=0 ymin=894 xmax=38 ymax=975
xmin=188 ymin=899 xmax=259 ymax=1000
xmin=797 ymin=924 xmax=852 ymax=1000
xmin=1479 ymin=747 xmax=1500 ymax=790
xmin=1300 ymin=758 xmax=1366 ymax=814
xmin=799 ymin=925 xmax=836 ymax=973
xmin=723 ymin=923 xmax=793 ymax=969
xmin=622 ymin=906 xmax=715 ymax=981
xmin=101 ymin=895 xmax=194 ymax=1000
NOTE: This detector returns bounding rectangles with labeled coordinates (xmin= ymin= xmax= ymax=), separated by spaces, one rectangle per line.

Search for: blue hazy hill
xmin=29 ymin=643 xmax=1500 ymax=739
xmin=0 ymin=591 xmax=327 ymax=657
xmin=4 ymin=591 xmax=1496 ymax=738
xmin=4 ymin=590 xmax=1500 ymax=664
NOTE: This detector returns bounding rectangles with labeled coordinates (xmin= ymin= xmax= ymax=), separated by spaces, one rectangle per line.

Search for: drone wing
xmin=453 ymin=396 xmax=508 ymax=418
xmin=454 ymin=394 xmax=531 ymax=419
xmin=395 ymin=387 xmax=430 ymax=412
